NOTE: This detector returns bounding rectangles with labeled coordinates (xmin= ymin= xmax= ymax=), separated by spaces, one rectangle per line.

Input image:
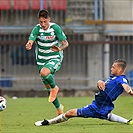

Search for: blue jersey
xmin=95 ymin=75 xmax=128 ymax=106
xmin=94 ymin=75 xmax=128 ymax=114
xmin=77 ymin=75 xmax=129 ymax=119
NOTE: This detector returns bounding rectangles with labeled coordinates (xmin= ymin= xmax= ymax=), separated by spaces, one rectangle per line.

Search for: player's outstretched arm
xmin=122 ymin=84 xmax=133 ymax=96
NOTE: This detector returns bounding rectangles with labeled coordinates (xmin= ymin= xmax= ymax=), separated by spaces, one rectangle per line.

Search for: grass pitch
xmin=0 ymin=96 xmax=133 ymax=133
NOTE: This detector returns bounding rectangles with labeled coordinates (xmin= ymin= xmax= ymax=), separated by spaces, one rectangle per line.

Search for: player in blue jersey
xmin=35 ymin=59 xmax=133 ymax=126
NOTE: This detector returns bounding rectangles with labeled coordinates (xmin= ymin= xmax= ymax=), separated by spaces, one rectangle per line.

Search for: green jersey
xmin=29 ymin=22 xmax=67 ymax=66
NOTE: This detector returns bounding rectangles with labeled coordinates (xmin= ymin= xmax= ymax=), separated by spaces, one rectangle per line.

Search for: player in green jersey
xmin=26 ymin=9 xmax=69 ymax=115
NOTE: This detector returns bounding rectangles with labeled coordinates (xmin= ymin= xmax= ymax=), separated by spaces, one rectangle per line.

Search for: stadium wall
xmin=104 ymin=0 xmax=133 ymax=34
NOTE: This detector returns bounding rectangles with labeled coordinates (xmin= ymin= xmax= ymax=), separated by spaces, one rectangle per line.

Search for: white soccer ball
xmin=0 ymin=96 xmax=7 ymax=112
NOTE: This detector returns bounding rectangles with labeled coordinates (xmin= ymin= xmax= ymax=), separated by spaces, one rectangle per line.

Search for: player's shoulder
xmin=122 ymin=75 xmax=128 ymax=83
xmin=116 ymin=75 xmax=128 ymax=83
xmin=50 ymin=22 xmax=61 ymax=29
xmin=32 ymin=24 xmax=41 ymax=32
xmin=34 ymin=24 xmax=41 ymax=29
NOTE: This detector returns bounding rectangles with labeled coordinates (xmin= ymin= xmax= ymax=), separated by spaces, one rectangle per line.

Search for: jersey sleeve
xmin=119 ymin=77 xmax=129 ymax=85
xmin=28 ymin=26 xmax=39 ymax=41
xmin=53 ymin=24 xmax=67 ymax=41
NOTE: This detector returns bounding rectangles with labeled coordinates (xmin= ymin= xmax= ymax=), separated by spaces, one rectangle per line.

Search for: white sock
xmin=107 ymin=113 xmax=128 ymax=124
xmin=48 ymin=114 xmax=68 ymax=125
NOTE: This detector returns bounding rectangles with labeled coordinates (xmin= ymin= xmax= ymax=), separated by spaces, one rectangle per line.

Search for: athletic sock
xmin=48 ymin=114 xmax=68 ymax=125
xmin=107 ymin=113 xmax=128 ymax=123
xmin=43 ymin=74 xmax=56 ymax=88
xmin=52 ymin=97 xmax=60 ymax=108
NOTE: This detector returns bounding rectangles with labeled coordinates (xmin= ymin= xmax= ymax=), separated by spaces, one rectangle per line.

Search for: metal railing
xmin=0 ymin=32 xmax=133 ymax=90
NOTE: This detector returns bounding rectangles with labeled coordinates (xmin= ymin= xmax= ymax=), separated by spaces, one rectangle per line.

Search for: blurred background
xmin=0 ymin=0 xmax=133 ymax=97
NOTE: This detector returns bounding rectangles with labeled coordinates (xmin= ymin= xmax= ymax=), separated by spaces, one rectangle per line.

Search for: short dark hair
xmin=114 ymin=59 xmax=127 ymax=70
xmin=37 ymin=9 xmax=49 ymax=18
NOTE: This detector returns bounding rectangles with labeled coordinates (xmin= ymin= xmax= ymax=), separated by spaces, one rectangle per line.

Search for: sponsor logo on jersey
xmin=39 ymin=33 xmax=44 ymax=40
xmin=45 ymin=32 xmax=55 ymax=40
xmin=40 ymin=32 xmax=55 ymax=41
xmin=45 ymin=35 xmax=55 ymax=40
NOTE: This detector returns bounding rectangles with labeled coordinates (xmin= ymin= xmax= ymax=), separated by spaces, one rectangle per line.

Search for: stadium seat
xmin=0 ymin=0 xmax=10 ymax=10
xmin=32 ymin=0 xmax=47 ymax=10
xmin=50 ymin=0 xmax=66 ymax=10
xmin=13 ymin=0 xmax=30 ymax=10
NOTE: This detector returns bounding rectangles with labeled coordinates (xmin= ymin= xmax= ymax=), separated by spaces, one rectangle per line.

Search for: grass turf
xmin=0 ymin=96 xmax=133 ymax=133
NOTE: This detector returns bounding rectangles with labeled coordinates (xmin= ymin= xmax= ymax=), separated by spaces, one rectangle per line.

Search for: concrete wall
xmin=104 ymin=0 xmax=133 ymax=34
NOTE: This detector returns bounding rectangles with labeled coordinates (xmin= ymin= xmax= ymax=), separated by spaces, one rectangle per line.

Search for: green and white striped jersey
xmin=29 ymin=22 xmax=67 ymax=66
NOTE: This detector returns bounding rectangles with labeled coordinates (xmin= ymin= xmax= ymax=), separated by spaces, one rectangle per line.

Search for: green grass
xmin=0 ymin=96 xmax=133 ymax=133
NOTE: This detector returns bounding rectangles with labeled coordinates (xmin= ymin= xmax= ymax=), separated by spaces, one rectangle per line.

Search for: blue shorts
xmin=77 ymin=101 xmax=110 ymax=120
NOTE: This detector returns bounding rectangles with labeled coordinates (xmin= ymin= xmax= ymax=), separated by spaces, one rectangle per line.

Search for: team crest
xmin=51 ymin=32 xmax=54 ymax=36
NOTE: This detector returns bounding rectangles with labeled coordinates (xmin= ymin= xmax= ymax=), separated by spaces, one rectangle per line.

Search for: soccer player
xmin=25 ymin=9 xmax=69 ymax=115
xmin=35 ymin=59 xmax=133 ymax=126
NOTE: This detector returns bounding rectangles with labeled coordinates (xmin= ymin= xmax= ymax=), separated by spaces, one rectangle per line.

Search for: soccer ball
xmin=0 ymin=96 xmax=7 ymax=112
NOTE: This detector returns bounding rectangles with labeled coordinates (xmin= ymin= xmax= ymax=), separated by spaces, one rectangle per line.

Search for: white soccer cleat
xmin=35 ymin=120 xmax=44 ymax=126
xmin=35 ymin=119 xmax=49 ymax=126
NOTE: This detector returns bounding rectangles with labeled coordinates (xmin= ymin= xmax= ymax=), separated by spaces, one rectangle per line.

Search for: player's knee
xmin=65 ymin=109 xmax=77 ymax=118
xmin=65 ymin=111 xmax=72 ymax=118
xmin=40 ymin=68 xmax=50 ymax=77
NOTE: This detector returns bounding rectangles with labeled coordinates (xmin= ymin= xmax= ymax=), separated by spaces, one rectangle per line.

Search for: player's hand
xmin=26 ymin=42 xmax=32 ymax=50
xmin=50 ymin=45 xmax=61 ymax=52
xmin=97 ymin=80 xmax=105 ymax=90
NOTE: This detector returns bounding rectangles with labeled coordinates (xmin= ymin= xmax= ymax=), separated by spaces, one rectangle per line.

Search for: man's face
xmin=39 ymin=17 xmax=50 ymax=30
xmin=111 ymin=63 xmax=121 ymax=76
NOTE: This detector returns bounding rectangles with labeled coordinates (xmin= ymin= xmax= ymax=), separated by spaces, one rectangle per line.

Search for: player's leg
xmin=45 ymin=88 xmax=59 ymax=107
xmin=46 ymin=88 xmax=64 ymax=115
xmin=41 ymin=78 xmax=64 ymax=115
xmin=40 ymin=60 xmax=61 ymax=103
xmin=107 ymin=113 xmax=133 ymax=124
xmin=34 ymin=103 xmax=97 ymax=126
xmin=39 ymin=60 xmax=64 ymax=114
xmin=40 ymin=68 xmax=59 ymax=102
xmin=42 ymin=78 xmax=57 ymax=102
xmin=35 ymin=109 xmax=77 ymax=126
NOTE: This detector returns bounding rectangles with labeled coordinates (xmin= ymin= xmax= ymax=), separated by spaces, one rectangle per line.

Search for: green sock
xmin=46 ymin=88 xmax=60 ymax=108
xmin=41 ymin=77 xmax=48 ymax=85
xmin=43 ymin=74 xmax=56 ymax=88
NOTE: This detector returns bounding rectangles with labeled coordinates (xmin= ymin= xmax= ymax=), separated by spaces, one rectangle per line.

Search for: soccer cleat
xmin=48 ymin=86 xmax=59 ymax=103
xmin=35 ymin=119 xmax=49 ymax=126
xmin=127 ymin=119 xmax=133 ymax=125
xmin=57 ymin=104 xmax=64 ymax=115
